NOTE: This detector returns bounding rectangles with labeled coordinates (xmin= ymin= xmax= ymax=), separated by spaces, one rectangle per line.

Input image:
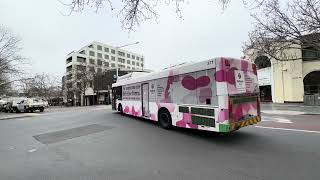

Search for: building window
xmin=141 ymin=63 xmax=143 ymax=67
xmin=104 ymin=54 xmax=109 ymax=59
xmin=118 ymin=58 xmax=125 ymax=63
xmin=127 ymin=60 xmax=130 ymax=64
xmin=111 ymin=63 xmax=115 ymax=67
xmin=97 ymin=68 xmax=102 ymax=73
xmin=118 ymin=51 xmax=125 ymax=57
xmin=111 ymin=56 xmax=115 ymax=61
xmin=88 ymin=44 xmax=94 ymax=48
xmin=105 ymin=62 xmax=109 ymax=67
xmin=89 ymin=66 xmax=95 ymax=72
xmin=132 ymin=61 xmax=135 ymax=65
xmin=66 ymin=57 xmax=72 ymax=64
xmin=302 ymin=47 xmax=320 ymax=61
xmin=66 ymin=65 xmax=72 ymax=72
xmin=137 ymin=57 xmax=140 ymax=60
xmin=89 ymin=51 xmax=95 ymax=56
xmin=79 ymin=50 xmax=85 ymax=55
xmin=66 ymin=74 xmax=72 ymax=80
xmin=77 ymin=57 xmax=86 ymax=63
xmin=89 ymin=58 xmax=95 ymax=64
xmin=97 ymin=59 xmax=103 ymax=66
xmin=127 ymin=54 xmax=130 ymax=58
xmin=141 ymin=57 xmax=144 ymax=61
xmin=97 ymin=45 xmax=102 ymax=51
xmin=127 ymin=66 xmax=130 ymax=69
xmin=132 ymin=67 xmax=135 ymax=70
xmin=137 ymin=62 xmax=140 ymax=66
xmin=97 ymin=53 xmax=102 ymax=58
xmin=76 ymin=65 xmax=86 ymax=71
xmin=104 ymin=47 xmax=109 ymax=52
xmin=132 ymin=55 xmax=135 ymax=59
xmin=119 ymin=65 xmax=125 ymax=69
xmin=111 ymin=49 xmax=115 ymax=54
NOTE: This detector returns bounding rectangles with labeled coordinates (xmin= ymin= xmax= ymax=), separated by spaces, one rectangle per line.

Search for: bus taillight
xmin=252 ymin=64 xmax=257 ymax=75
xmin=225 ymin=59 xmax=230 ymax=66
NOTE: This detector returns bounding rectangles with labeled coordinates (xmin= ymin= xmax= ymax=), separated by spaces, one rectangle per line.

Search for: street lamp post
xmin=115 ymin=41 xmax=139 ymax=81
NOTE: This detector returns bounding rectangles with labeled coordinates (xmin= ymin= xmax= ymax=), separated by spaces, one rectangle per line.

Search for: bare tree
xmin=0 ymin=26 xmax=25 ymax=91
xmin=73 ymin=63 xmax=96 ymax=105
xmin=20 ymin=73 xmax=62 ymax=101
xmin=244 ymin=0 xmax=320 ymax=61
xmin=61 ymin=0 xmax=267 ymax=30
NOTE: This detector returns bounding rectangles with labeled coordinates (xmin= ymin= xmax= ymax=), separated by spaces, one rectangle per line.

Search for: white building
xmin=64 ymin=41 xmax=145 ymax=106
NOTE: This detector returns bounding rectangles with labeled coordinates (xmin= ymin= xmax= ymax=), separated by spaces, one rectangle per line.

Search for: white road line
xmin=262 ymin=117 xmax=293 ymax=124
xmin=255 ymin=126 xmax=320 ymax=134
xmin=262 ymin=110 xmax=304 ymax=115
xmin=28 ymin=148 xmax=37 ymax=153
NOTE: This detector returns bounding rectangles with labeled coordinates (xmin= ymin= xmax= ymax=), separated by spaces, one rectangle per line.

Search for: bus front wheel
xmin=158 ymin=109 xmax=172 ymax=129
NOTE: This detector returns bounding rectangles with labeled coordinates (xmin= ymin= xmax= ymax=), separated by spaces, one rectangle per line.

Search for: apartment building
xmin=64 ymin=41 xmax=145 ymax=106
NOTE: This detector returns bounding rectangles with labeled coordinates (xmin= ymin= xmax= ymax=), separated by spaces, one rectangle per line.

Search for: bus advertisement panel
xmin=112 ymin=57 xmax=261 ymax=133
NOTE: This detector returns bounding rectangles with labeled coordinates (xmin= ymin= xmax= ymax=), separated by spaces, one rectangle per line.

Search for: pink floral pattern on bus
xmin=215 ymin=57 xmax=258 ymax=95
xmin=115 ymin=57 xmax=260 ymax=131
xmin=176 ymin=113 xmax=198 ymax=129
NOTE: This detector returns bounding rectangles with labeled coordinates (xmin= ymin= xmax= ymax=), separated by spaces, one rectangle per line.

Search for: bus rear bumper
xmin=219 ymin=116 xmax=261 ymax=132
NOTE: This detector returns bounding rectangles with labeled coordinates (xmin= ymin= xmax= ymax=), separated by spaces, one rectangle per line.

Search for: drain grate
xmin=33 ymin=124 xmax=113 ymax=144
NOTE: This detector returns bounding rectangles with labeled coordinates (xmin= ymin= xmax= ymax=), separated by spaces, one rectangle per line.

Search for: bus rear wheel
xmin=158 ymin=109 xmax=172 ymax=129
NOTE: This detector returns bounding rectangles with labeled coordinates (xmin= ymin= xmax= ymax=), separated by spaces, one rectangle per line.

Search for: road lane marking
xmin=28 ymin=148 xmax=37 ymax=153
xmin=255 ymin=126 xmax=320 ymax=134
xmin=262 ymin=110 xmax=304 ymax=115
xmin=262 ymin=117 xmax=293 ymax=124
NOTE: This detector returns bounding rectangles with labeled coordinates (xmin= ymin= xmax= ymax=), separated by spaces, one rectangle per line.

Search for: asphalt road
xmin=0 ymin=106 xmax=319 ymax=180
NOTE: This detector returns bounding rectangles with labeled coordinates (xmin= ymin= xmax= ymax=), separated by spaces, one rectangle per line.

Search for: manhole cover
xmin=33 ymin=124 xmax=113 ymax=144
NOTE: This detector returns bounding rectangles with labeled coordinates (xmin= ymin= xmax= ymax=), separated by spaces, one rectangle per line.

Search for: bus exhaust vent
xmin=191 ymin=107 xmax=215 ymax=117
xmin=191 ymin=116 xmax=215 ymax=127
xmin=179 ymin=106 xmax=189 ymax=113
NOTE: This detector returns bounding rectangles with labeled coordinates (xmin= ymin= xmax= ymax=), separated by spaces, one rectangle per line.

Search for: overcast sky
xmin=0 ymin=0 xmax=254 ymax=78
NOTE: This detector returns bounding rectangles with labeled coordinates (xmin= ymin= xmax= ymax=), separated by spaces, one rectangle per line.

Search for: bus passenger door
xmin=141 ymin=83 xmax=149 ymax=117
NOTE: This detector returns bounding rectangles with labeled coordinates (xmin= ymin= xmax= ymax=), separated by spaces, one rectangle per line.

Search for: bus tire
xmin=118 ymin=104 xmax=123 ymax=114
xmin=40 ymin=108 xmax=44 ymax=112
xmin=158 ymin=108 xmax=172 ymax=129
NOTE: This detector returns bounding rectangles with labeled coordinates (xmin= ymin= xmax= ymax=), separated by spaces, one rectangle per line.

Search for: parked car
xmin=5 ymin=99 xmax=24 ymax=113
xmin=0 ymin=99 xmax=7 ymax=112
xmin=16 ymin=98 xmax=46 ymax=113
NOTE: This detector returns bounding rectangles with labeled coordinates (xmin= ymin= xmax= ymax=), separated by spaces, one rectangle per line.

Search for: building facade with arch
xmin=245 ymin=47 xmax=320 ymax=103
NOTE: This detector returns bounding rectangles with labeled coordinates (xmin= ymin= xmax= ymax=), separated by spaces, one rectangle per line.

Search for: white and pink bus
xmin=112 ymin=57 xmax=261 ymax=133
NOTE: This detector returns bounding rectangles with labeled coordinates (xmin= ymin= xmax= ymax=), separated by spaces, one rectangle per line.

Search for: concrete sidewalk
xmin=0 ymin=113 xmax=39 ymax=120
xmin=261 ymin=102 xmax=320 ymax=115
xmin=0 ymin=105 xmax=111 ymax=120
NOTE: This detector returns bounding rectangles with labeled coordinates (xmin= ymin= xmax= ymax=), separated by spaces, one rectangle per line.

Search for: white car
xmin=0 ymin=99 xmax=7 ymax=112
xmin=17 ymin=98 xmax=46 ymax=113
